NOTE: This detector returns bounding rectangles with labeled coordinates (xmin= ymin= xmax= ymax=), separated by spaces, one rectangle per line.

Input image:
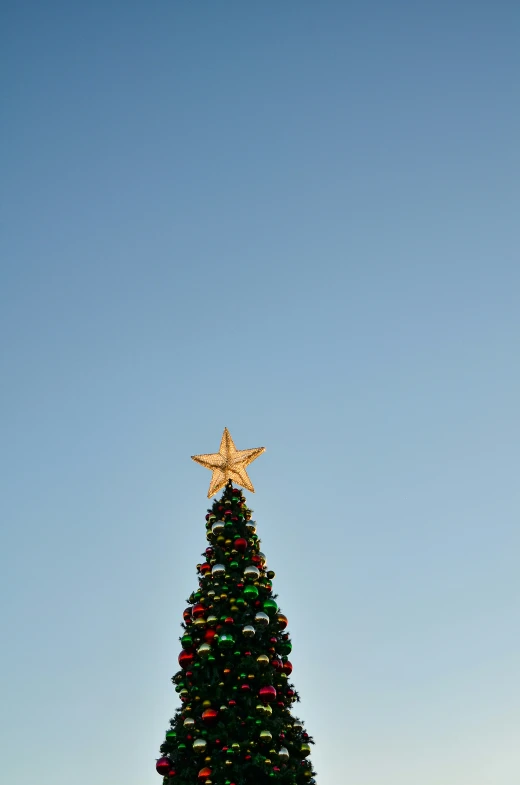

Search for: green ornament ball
xmin=218 ymin=633 xmax=235 ymax=648
xmin=243 ymin=584 xmax=259 ymax=600
xmin=263 ymin=598 xmax=278 ymax=616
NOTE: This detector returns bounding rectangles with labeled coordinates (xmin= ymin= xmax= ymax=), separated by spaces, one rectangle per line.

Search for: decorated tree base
xmin=157 ymin=479 xmax=316 ymax=785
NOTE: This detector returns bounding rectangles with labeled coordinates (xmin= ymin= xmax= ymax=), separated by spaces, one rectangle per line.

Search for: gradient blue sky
xmin=1 ymin=2 xmax=519 ymax=784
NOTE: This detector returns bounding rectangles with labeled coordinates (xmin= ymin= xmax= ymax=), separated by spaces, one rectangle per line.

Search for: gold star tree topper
xmin=192 ymin=428 xmax=265 ymax=497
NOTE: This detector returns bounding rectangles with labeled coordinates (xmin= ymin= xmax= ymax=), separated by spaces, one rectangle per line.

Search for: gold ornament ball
xmin=183 ymin=717 xmax=195 ymax=728
xmin=264 ymin=704 xmax=273 ymax=716
xmin=207 ymin=615 xmax=218 ymax=626
xmin=225 ymin=759 xmax=233 ymax=766
xmin=197 ymin=643 xmax=211 ymax=656
xmin=231 ymin=742 xmax=240 ymax=751
xmin=202 ymin=700 xmax=212 ymax=709
xmin=259 ymin=730 xmax=273 ymax=743
xmin=256 ymin=654 xmax=269 ymax=666
xmin=193 ymin=738 xmax=207 ymax=753
xmin=301 ymin=743 xmax=311 ymax=757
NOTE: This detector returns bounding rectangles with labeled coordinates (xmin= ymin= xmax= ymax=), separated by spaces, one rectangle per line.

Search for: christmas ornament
xmin=212 ymin=563 xmax=226 ymax=577
xmin=259 ymin=729 xmax=273 ymax=743
xmin=156 ymin=757 xmax=171 ymax=776
xmin=254 ymin=611 xmax=270 ymax=626
xmin=278 ymin=747 xmax=289 ymax=762
xmin=243 ymin=584 xmax=259 ymax=600
xmin=183 ymin=717 xmax=195 ymax=728
xmin=191 ymin=427 xmax=265 ymax=497
xmin=234 ymin=537 xmax=248 ymax=553
xmin=244 ymin=565 xmax=260 ymax=581
xmin=258 ymin=685 xmax=277 ymax=703
xmin=257 ymin=654 xmax=269 ymax=666
xmin=276 ymin=613 xmax=288 ymax=629
xmin=202 ymin=708 xmax=219 ymax=724
xmin=178 ymin=650 xmax=194 ymax=669
xmin=193 ymin=738 xmax=207 ymax=753
xmin=242 ymin=625 xmax=255 ymax=637
xmin=263 ymin=598 xmax=278 ymax=616
xmin=218 ymin=633 xmax=235 ymax=648
xmin=198 ymin=767 xmax=211 ymax=781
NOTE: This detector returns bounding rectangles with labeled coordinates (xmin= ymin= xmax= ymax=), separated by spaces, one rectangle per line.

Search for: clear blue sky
xmin=1 ymin=2 xmax=519 ymax=784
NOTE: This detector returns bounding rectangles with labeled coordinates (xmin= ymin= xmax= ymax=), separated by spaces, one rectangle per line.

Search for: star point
xmin=191 ymin=427 xmax=265 ymax=497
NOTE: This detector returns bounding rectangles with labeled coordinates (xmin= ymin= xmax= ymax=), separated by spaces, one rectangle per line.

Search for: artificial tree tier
xmin=156 ymin=481 xmax=316 ymax=785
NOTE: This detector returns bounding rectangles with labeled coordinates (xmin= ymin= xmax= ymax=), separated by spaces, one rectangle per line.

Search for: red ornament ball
xmin=178 ymin=650 xmax=194 ymax=669
xmin=156 ymin=757 xmax=171 ymax=776
xmin=258 ymin=685 xmax=277 ymax=703
xmin=192 ymin=604 xmax=205 ymax=618
xmin=283 ymin=661 xmax=293 ymax=675
xmin=204 ymin=628 xmax=217 ymax=643
xmin=234 ymin=538 xmax=247 ymax=553
xmin=202 ymin=708 xmax=219 ymax=724
xmin=199 ymin=563 xmax=211 ymax=574
xmin=198 ymin=767 xmax=211 ymax=781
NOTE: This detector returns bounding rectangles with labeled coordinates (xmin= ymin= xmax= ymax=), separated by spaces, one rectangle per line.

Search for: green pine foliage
xmin=157 ymin=482 xmax=316 ymax=785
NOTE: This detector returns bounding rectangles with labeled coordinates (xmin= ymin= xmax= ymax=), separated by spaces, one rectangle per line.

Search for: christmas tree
xmin=155 ymin=429 xmax=316 ymax=785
